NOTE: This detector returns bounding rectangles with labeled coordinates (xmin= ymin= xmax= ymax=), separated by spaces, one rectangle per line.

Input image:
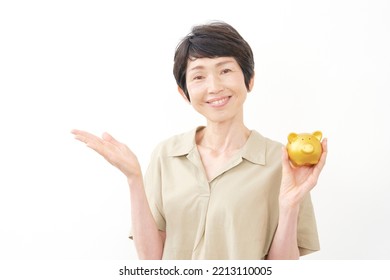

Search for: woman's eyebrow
xmin=188 ymin=60 xmax=235 ymax=73
xmin=187 ymin=65 xmax=205 ymax=73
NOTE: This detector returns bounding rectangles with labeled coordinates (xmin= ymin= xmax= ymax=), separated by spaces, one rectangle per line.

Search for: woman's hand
xmin=279 ymin=138 xmax=328 ymax=210
xmin=71 ymin=129 xmax=142 ymax=180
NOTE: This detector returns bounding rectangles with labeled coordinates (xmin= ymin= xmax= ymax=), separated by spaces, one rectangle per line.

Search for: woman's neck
xmin=196 ymin=121 xmax=250 ymax=154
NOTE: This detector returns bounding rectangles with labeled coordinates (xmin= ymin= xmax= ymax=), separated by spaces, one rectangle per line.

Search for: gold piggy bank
xmin=286 ymin=131 xmax=323 ymax=166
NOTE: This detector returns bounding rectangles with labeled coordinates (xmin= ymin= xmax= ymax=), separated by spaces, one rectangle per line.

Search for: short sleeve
xmin=129 ymin=146 xmax=166 ymax=240
xmin=297 ymin=193 xmax=320 ymax=256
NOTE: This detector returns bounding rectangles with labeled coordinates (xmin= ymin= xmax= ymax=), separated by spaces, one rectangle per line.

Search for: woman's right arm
xmin=71 ymin=129 xmax=165 ymax=259
xmin=128 ymin=175 xmax=165 ymax=259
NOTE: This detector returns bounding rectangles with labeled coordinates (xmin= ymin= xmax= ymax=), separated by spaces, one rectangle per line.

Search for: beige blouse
xmin=140 ymin=127 xmax=320 ymax=259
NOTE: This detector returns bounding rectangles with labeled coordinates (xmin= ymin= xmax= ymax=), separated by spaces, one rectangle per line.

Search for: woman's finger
xmin=312 ymin=138 xmax=328 ymax=178
xmin=102 ymin=132 xmax=122 ymax=146
xmin=71 ymin=129 xmax=106 ymax=152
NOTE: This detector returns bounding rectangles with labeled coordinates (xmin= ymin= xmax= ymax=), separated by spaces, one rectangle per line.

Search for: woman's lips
xmin=206 ymin=96 xmax=231 ymax=107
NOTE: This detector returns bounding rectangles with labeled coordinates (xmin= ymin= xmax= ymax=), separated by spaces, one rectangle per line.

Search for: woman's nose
xmin=207 ymin=75 xmax=224 ymax=94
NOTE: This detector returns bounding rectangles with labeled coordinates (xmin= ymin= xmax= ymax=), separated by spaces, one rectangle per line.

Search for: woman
xmin=71 ymin=21 xmax=327 ymax=260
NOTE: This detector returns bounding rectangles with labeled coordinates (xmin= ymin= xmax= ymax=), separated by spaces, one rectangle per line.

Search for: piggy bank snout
xmin=301 ymin=143 xmax=314 ymax=154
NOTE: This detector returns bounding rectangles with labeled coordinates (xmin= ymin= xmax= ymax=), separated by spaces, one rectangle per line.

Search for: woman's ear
xmin=178 ymin=86 xmax=191 ymax=103
xmin=248 ymin=73 xmax=255 ymax=92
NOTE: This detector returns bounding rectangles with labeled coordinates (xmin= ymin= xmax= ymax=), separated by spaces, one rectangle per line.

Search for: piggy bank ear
xmin=288 ymin=133 xmax=298 ymax=143
xmin=312 ymin=131 xmax=322 ymax=141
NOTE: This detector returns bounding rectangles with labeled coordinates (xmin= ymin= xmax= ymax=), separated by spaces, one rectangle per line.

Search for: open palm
xmin=71 ymin=129 xmax=142 ymax=179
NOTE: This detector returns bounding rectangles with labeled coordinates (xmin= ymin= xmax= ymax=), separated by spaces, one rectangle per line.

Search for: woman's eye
xmin=193 ymin=75 xmax=204 ymax=80
xmin=221 ymin=68 xmax=232 ymax=74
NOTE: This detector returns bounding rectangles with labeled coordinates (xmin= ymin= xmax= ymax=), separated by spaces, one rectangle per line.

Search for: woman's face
xmin=184 ymin=56 xmax=253 ymax=124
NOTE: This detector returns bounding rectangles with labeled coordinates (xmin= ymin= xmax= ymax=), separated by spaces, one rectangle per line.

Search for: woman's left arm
xmin=266 ymin=139 xmax=328 ymax=260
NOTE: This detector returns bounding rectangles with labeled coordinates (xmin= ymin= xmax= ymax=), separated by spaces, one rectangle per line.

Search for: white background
xmin=0 ymin=0 xmax=389 ymax=260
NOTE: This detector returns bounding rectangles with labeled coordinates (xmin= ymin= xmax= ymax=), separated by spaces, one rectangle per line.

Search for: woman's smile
xmin=206 ymin=96 xmax=231 ymax=107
